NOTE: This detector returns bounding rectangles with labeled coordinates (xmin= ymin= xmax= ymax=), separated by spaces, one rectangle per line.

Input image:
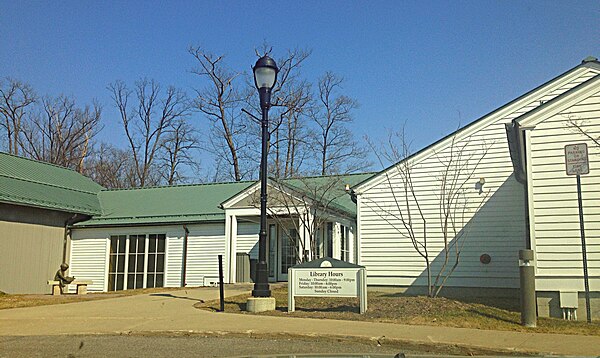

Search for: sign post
xmin=565 ymin=143 xmax=591 ymax=323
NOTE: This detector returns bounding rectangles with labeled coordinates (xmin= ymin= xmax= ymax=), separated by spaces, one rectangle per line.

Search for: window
xmin=281 ymin=228 xmax=298 ymax=274
xmin=341 ymin=225 xmax=350 ymax=261
xmin=326 ymin=222 xmax=333 ymax=258
xmin=109 ymin=235 xmax=127 ymax=291
xmin=108 ymin=234 xmax=166 ymax=291
xmin=316 ymin=227 xmax=323 ymax=258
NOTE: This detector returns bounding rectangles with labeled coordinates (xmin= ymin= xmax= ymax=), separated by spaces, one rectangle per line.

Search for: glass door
xmin=268 ymin=224 xmax=277 ymax=281
xmin=278 ymin=226 xmax=298 ymax=281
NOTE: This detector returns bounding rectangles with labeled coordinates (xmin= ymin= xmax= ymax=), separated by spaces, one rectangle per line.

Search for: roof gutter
xmin=63 ymin=213 xmax=91 ymax=264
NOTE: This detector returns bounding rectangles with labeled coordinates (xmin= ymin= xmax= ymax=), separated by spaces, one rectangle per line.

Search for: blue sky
xmin=1 ymin=1 xmax=599 ymax=173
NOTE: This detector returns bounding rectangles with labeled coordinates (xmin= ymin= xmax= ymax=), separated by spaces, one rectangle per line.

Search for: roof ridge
xmin=100 ymin=180 xmax=257 ymax=192
xmin=281 ymin=172 xmax=377 ymax=181
xmin=0 ymin=172 xmax=101 ymax=195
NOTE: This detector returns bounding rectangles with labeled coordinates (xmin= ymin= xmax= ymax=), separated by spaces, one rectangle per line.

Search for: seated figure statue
xmin=54 ymin=263 xmax=75 ymax=294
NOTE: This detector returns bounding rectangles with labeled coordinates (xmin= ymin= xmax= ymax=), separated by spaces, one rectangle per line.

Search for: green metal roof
xmin=76 ymin=173 xmax=374 ymax=228
xmin=76 ymin=181 xmax=255 ymax=227
xmin=0 ymin=152 xmax=103 ymax=215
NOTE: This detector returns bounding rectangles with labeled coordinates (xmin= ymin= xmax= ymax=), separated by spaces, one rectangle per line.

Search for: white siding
xmin=69 ymin=237 xmax=107 ymax=292
xmin=70 ymin=225 xmax=187 ymax=291
xmin=530 ymin=89 xmax=600 ymax=291
xmin=358 ymin=67 xmax=599 ymax=289
xmin=184 ymin=224 xmax=227 ymax=286
xmin=236 ymin=222 xmax=259 ymax=258
xmin=165 ymin=232 xmax=184 ymax=287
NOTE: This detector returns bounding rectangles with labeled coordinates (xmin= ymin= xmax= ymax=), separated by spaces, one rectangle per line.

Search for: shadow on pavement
xmin=149 ymin=293 xmax=204 ymax=303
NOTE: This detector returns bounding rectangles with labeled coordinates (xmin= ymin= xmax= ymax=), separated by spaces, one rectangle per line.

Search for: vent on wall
xmin=203 ymin=276 xmax=219 ymax=287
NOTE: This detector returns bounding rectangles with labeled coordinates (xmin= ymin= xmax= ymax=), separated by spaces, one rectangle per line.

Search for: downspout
xmin=506 ymin=122 xmax=531 ymax=250
xmin=520 ymin=128 xmax=532 ymax=250
xmin=63 ymin=214 xmax=89 ymax=264
xmin=181 ymin=225 xmax=190 ymax=287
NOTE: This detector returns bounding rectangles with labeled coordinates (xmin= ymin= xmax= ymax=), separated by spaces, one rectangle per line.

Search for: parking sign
xmin=565 ymin=143 xmax=589 ymax=175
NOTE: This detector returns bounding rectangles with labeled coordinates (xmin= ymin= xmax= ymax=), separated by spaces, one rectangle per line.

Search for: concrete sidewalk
xmin=1 ymin=286 xmax=599 ymax=356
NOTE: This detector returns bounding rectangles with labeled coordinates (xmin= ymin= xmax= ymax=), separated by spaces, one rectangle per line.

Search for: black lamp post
xmin=252 ymin=55 xmax=278 ymax=297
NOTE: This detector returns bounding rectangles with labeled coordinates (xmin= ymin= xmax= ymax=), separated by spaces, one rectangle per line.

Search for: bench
xmin=47 ymin=280 xmax=93 ymax=295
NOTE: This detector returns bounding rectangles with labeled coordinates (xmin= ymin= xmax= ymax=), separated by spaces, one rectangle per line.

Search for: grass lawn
xmin=195 ymin=286 xmax=600 ymax=336
xmin=0 ymin=287 xmax=182 ymax=310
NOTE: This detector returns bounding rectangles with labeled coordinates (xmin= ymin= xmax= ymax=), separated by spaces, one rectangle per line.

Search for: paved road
xmin=1 ymin=285 xmax=599 ymax=356
xmin=0 ymin=334 xmax=405 ymax=358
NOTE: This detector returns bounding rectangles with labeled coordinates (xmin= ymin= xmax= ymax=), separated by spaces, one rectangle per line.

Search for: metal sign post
xmin=565 ymin=143 xmax=591 ymax=323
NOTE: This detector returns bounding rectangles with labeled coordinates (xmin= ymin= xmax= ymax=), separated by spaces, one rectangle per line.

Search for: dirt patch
xmin=196 ymin=287 xmax=600 ymax=336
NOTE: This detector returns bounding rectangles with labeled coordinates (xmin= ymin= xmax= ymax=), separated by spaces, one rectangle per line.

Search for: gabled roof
xmin=515 ymin=74 xmax=600 ymax=129
xmin=0 ymin=152 xmax=103 ymax=215
xmin=220 ymin=172 xmax=375 ymax=217
xmin=505 ymin=72 xmax=600 ymax=181
xmin=281 ymin=173 xmax=374 ymax=216
xmin=352 ymin=57 xmax=600 ymax=193
xmin=75 ymin=181 xmax=255 ymax=227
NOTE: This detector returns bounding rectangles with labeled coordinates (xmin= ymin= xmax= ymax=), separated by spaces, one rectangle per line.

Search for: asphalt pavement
xmin=0 ymin=285 xmax=599 ymax=357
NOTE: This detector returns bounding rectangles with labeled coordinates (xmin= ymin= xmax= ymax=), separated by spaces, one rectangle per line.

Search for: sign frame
xmin=565 ymin=143 xmax=589 ymax=175
xmin=288 ymin=260 xmax=367 ymax=314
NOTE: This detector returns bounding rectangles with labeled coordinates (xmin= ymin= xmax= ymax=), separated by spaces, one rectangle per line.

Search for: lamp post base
xmin=246 ymin=297 xmax=276 ymax=312
xmin=252 ymin=261 xmax=271 ymax=297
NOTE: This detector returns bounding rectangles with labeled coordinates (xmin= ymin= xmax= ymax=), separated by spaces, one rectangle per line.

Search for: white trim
xmin=353 ymin=66 xmax=595 ymax=194
xmin=516 ymin=75 xmax=600 ymax=129
xmin=221 ymin=182 xmax=260 ymax=209
xmin=104 ymin=238 xmax=110 ymax=292
xmin=356 ymin=194 xmax=362 ymax=265
xmin=230 ymin=215 xmax=237 ymax=283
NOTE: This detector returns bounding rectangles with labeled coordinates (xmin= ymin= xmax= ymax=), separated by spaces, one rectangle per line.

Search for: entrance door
xmin=278 ymin=226 xmax=298 ymax=281
xmin=267 ymin=224 xmax=277 ymax=282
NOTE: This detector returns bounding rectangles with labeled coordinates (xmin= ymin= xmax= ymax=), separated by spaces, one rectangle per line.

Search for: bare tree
xmin=262 ymin=48 xmax=312 ymax=179
xmin=364 ymin=129 xmax=490 ymax=297
xmin=567 ymin=117 xmax=600 ymax=148
xmin=158 ymin=119 xmax=201 ymax=185
xmin=109 ymin=79 xmax=191 ymax=187
xmin=189 ymin=46 xmax=250 ymax=182
xmin=309 ymin=72 xmax=368 ymax=175
xmin=20 ymin=95 xmax=101 ymax=172
xmin=250 ymin=174 xmax=348 ymax=263
xmin=83 ymin=143 xmax=136 ymax=189
xmin=0 ymin=78 xmax=36 ymax=155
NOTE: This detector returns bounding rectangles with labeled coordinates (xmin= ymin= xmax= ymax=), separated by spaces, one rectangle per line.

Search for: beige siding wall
xmin=357 ymin=67 xmax=599 ymax=289
xmin=530 ymin=88 xmax=600 ymax=291
xmin=0 ymin=204 xmax=71 ymax=294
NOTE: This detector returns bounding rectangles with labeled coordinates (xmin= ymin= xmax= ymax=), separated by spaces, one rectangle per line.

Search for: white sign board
xmin=565 ymin=143 xmax=589 ymax=175
xmin=294 ymin=269 xmax=360 ymax=297
xmin=288 ymin=260 xmax=367 ymax=314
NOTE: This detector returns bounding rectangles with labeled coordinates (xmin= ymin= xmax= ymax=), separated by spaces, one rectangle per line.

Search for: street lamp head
xmin=253 ymin=55 xmax=278 ymax=91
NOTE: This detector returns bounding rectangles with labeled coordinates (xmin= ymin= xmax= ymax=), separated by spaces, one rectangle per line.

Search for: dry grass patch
xmin=196 ymin=286 xmax=600 ymax=336
xmin=0 ymin=287 xmax=182 ymax=310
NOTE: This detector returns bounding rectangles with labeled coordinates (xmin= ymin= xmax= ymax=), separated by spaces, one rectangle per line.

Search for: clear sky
xmin=1 ymin=1 xmax=599 ymax=173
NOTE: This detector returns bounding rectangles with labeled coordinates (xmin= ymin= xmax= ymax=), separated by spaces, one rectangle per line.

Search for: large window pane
xmin=157 ymin=235 xmax=166 ymax=252
xmin=147 ymin=274 xmax=155 ymax=288
xmin=156 ymin=254 xmax=165 ymax=272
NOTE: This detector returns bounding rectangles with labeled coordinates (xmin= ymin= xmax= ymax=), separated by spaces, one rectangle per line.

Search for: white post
xmin=288 ymin=268 xmax=295 ymax=312
xmin=359 ymin=268 xmax=367 ymax=313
